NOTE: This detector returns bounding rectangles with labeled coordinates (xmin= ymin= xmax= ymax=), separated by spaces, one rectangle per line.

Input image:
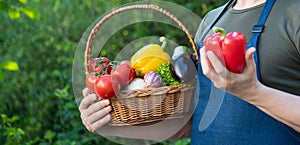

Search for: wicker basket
xmin=84 ymin=5 xmax=198 ymax=126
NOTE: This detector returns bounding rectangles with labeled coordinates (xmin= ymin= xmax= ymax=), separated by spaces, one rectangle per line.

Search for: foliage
xmin=0 ymin=0 xmax=226 ymax=144
xmin=0 ymin=61 xmax=19 ymax=80
xmin=0 ymin=0 xmax=40 ymax=20
xmin=0 ymin=114 xmax=25 ymax=145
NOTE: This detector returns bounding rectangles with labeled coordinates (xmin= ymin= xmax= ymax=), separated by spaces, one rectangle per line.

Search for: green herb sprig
xmin=156 ymin=62 xmax=182 ymax=86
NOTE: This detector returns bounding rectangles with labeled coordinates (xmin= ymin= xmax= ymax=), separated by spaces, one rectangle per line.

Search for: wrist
xmin=247 ymin=82 xmax=268 ymax=106
xmin=241 ymin=81 xmax=265 ymax=105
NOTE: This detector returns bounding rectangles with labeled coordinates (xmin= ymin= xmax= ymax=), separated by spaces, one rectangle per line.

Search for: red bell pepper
xmin=204 ymin=27 xmax=246 ymax=73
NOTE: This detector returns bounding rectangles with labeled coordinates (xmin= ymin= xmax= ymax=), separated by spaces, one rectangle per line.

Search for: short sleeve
xmin=288 ymin=3 xmax=300 ymax=55
xmin=295 ymin=28 xmax=300 ymax=55
xmin=194 ymin=14 xmax=209 ymax=47
xmin=294 ymin=24 xmax=300 ymax=55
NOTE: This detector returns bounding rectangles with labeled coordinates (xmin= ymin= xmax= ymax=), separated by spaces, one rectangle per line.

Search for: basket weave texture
xmin=84 ymin=5 xmax=198 ymax=126
xmin=110 ymin=84 xmax=195 ymax=126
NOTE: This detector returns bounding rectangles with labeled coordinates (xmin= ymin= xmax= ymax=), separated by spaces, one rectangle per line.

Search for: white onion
xmin=124 ymin=78 xmax=146 ymax=90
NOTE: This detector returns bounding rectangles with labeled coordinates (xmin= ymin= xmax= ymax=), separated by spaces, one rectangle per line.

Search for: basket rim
xmin=84 ymin=4 xmax=198 ymax=74
xmin=112 ymin=83 xmax=196 ymax=99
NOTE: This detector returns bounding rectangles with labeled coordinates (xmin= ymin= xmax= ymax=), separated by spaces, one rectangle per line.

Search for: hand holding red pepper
xmin=204 ymin=27 xmax=246 ymax=73
xmin=200 ymin=46 xmax=260 ymax=101
xmin=201 ymin=27 xmax=261 ymax=99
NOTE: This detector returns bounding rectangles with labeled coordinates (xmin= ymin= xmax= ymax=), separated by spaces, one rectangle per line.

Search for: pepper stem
xmin=213 ymin=27 xmax=226 ymax=38
xmin=159 ymin=36 xmax=167 ymax=49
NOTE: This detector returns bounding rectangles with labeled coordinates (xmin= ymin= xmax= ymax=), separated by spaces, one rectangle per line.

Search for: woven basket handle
xmin=85 ymin=4 xmax=198 ymax=74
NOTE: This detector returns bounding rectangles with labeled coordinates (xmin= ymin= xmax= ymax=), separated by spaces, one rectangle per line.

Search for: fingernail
xmin=104 ymin=99 xmax=110 ymax=105
xmin=107 ymin=114 xmax=112 ymax=120
xmin=92 ymin=94 xmax=98 ymax=101
xmin=106 ymin=106 xmax=112 ymax=112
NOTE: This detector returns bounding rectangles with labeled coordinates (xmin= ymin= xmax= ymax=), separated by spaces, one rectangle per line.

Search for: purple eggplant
xmin=171 ymin=52 xmax=197 ymax=83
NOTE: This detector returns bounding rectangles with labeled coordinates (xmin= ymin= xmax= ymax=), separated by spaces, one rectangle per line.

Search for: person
xmin=79 ymin=0 xmax=300 ymax=144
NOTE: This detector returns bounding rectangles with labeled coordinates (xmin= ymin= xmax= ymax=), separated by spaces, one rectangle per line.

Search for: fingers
xmin=245 ymin=47 xmax=256 ymax=60
xmin=82 ymin=88 xmax=90 ymax=97
xmin=81 ymin=104 xmax=112 ymax=133
xmin=81 ymin=114 xmax=93 ymax=132
xmin=79 ymin=97 xmax=112 ymax=133
xmin=200 ymin=48 xmax=210 ymax=76
xmin=85 ymin=99 xmax=110 ymax=117
xmin=244 ymin=47 xmax=257 ymax=74
xmin=206 ymin=51 xmax=228 ymax=79
xmin=245 ymin=47 xmax=256 ymax=67
xmin=200 ymin=48 xmax=222 ymax=81
xmin=87 ymin=105 xmax=112 ymax=124
xmin=79 ymin=94 xmax=97 ymax=110
xmin=200 ymin=47 xmax=228 ymax=89
xmin=91 ymin=114 xmax=112 ymax=133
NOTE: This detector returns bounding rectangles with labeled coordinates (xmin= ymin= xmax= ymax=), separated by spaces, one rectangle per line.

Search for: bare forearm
xmin=247 ymin=83 xmax=300 ymax=132
xmin=168 ymin=118 xmax=192 ymax=141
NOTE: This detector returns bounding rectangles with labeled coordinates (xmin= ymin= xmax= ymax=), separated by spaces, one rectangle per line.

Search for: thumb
xmin=83 ymin=88 xmax=90 ymax=97
xmin=245 ymin=47 xmax=257 ymax=71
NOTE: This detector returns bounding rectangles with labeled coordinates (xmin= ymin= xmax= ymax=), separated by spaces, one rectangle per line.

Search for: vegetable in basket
xmin=156 ymin=62 xmax=182 ymax=86
xmin=86 ymin=57 xmax=126 ymax=99
xmin=86 ymin=57 xmax=113 ymax=93
xmin=144 ymin=71 xmax=162 ymax=88
xmin=172 ymin=46 xmax=197 ymax=83
xmin=94 ymin=75 xmax=121 ymax=99
xmin=111 ymin=60 xmax=135 ymax=86
xmin=131 ymin=37 xmax=171 ymax=76
xmin=86 ymin=73 xmax=98 ymax=92
xmin=172 ymin=46 xmax=187 ymax=60
xmin=88 ymin=57 xmax=112 ymax=74
xmin=204 ymin=27 xmax=246 ymax=73
xmin=124 ymin=78 xmax=146 ymax=90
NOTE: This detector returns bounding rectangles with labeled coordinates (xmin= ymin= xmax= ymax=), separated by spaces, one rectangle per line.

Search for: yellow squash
xmin=131 ymin=37 xmax=170 ymax=76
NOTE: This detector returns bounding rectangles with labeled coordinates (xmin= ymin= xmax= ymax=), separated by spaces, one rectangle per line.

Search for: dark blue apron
xmin=191 ymin=0 xmax=300 ymax=144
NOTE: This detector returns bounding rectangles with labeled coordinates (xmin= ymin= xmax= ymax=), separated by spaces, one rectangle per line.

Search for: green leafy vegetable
xmin=156 ymin=62 xmax=181 ymax=86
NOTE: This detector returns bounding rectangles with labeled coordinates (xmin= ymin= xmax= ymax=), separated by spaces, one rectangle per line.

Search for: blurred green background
xmin=0 ymin=0 xmax=226 ymax=145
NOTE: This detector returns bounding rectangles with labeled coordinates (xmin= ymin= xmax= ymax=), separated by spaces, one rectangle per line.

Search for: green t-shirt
xmin=195 ymin=0 xmax=300 ymax=95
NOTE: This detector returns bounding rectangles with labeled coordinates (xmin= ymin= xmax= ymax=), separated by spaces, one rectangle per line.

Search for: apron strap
xmin=196 ymin=0 xmax=236 ymax=54
xmin=248 ymin=0 xmax=276 ymax=80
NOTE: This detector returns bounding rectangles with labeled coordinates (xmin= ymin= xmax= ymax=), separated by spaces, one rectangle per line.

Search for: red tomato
xmin=94 ymin=75 xmax=120 ymax=99
xmin=85 ymin=73 xmax=98 ymax=92
xmin=119 ymin=60 xmax=131 ymax=66
xmin=89 ymin=57 xmax=112 ymax=74
xmin=111 ymin=61 xmax=135 ymax=86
